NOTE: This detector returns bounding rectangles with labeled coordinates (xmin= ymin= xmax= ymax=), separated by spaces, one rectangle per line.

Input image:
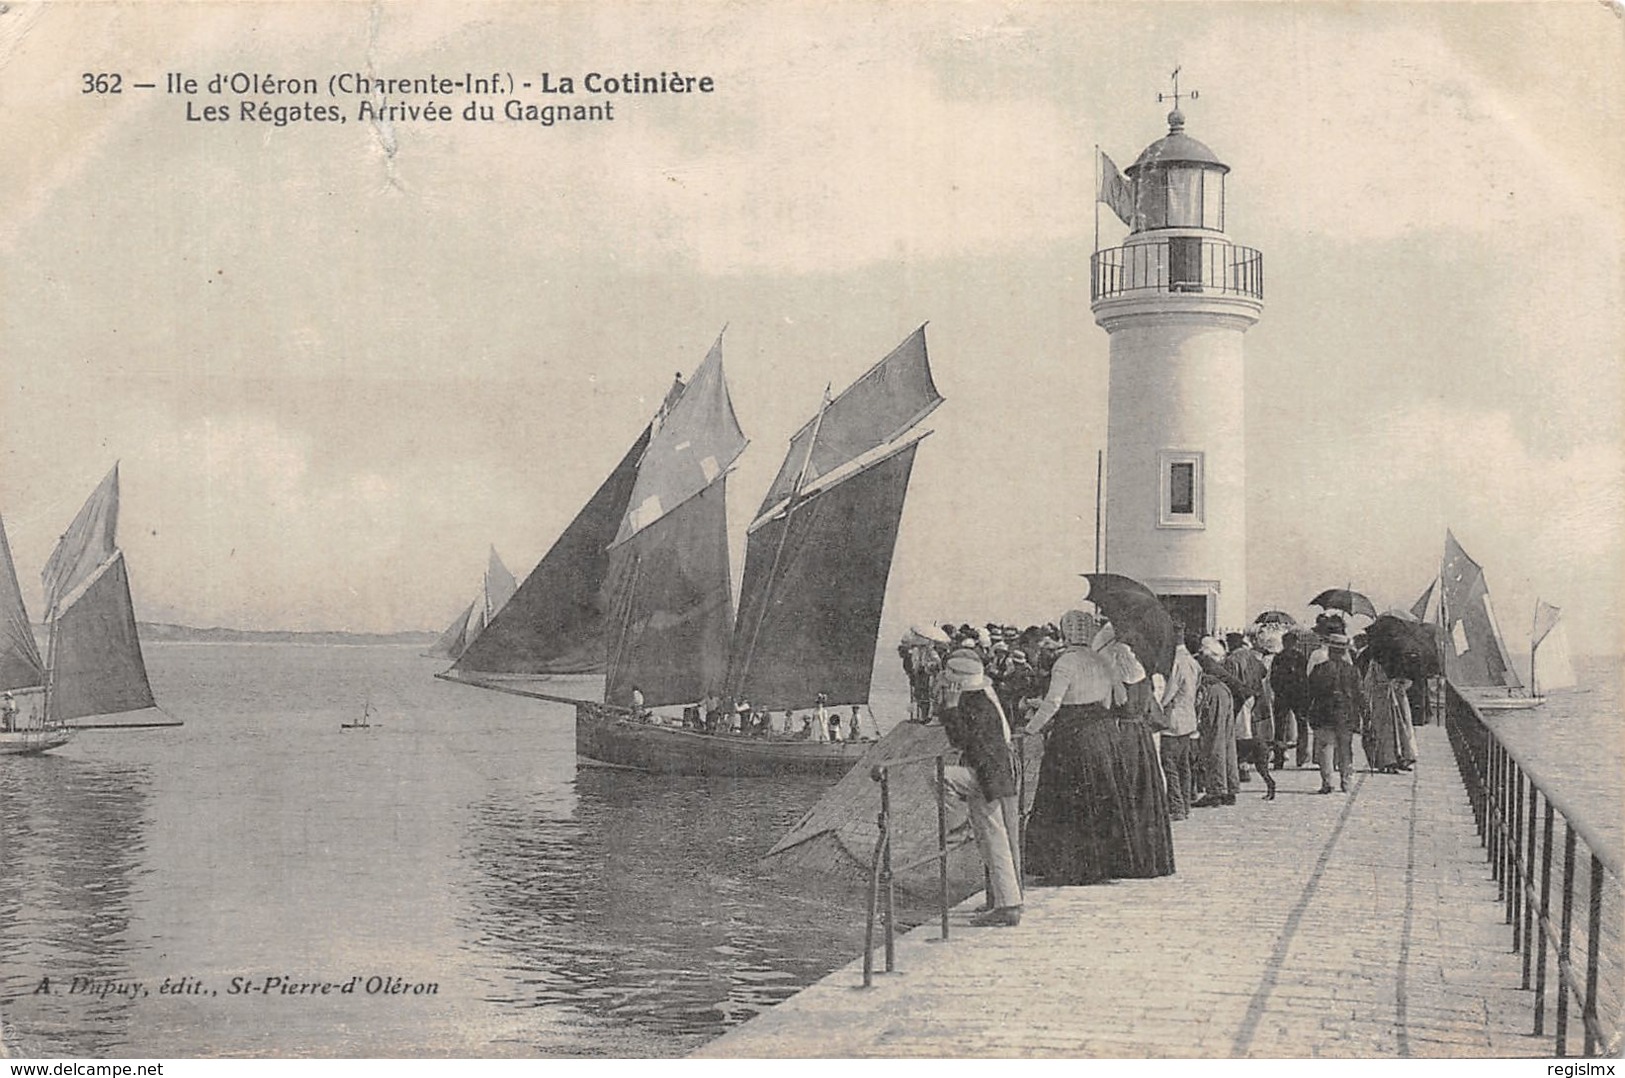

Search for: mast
xmin=732 ymin=384 xmax=830 ymax=698
xmin=1094 ymin=449 xmax=1104 ymax=573
xmin=1530 ymin=601 xmax=1539 ymax=698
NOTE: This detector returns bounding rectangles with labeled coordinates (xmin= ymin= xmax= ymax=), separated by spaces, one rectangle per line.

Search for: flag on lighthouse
xmin=1097 ymin=150 xmax=1135 ymax=228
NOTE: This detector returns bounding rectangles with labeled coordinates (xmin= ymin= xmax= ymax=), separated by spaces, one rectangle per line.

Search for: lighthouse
xmin=1091 ymin=80 xmax=1263 ymax=636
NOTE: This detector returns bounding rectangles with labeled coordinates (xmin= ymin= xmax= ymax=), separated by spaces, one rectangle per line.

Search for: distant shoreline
xmin=135 ymin=623 xmax=439 ymax=647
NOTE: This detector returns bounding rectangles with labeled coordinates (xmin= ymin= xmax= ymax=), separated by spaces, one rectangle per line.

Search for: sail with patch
xmin=1439 ymin=531 xmax=1522 ymax=689
xmin=602 ymin=341 xmax=745 ymax=707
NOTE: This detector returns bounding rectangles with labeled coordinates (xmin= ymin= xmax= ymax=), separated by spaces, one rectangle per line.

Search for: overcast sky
xmin=2 ymin=2 xmax=1620 ymax=660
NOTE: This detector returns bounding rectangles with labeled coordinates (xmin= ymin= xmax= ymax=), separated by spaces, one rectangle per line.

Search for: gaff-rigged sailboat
xmin=1 ymin=466 xmax=174 ymax=754
xmin=1413 ymin=530 xmax=1571 ymax=711
xmin=425 ymin=546 xmax=518 ymax=661
xmin=573 ymin=326 xmax=942 ymax=776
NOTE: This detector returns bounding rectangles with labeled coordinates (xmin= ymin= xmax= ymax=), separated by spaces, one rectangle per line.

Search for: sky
xmin=2 ymin=2 xmax=1621 ymax=661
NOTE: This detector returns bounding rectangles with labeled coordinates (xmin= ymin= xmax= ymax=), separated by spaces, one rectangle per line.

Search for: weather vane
xmin=1158 ymin=66 xmax=1198 ymax=111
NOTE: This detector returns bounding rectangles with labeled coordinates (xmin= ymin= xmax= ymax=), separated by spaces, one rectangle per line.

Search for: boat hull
xmin=1461 ymin=690 xmax=1545 ymax=712
xmin=575 ymin=701 xmax=867 ymax=777
xmin=0 ymin=727 xmax=74 ymax=755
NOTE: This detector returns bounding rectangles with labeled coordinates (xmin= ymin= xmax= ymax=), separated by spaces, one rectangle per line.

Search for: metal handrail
xmin=860 ymin=728 xmax=1033 ymax=988
xmin=862 ymin=754 xmax=949 ymax=987
xmin=1443 ymin=680 xmax=1622 ymax=1056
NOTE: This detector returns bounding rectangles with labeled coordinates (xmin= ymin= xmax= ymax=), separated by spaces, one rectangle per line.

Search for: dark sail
xmin=729 ymin=440 xmax=919 ymax=709
xmin=0 ymin=513 xmax=45 ymax=691
xmin=49 ymin=551 xmax=156 ymax=722
xmin=603 ymin=478 xmax=733 ymax=708
xmin=755 ymin=326 xmax=941 ymax=521
xmin=453 ymin=428 xmax=651 ymax=675
xmin=1440 ymin=531 xmax=1522 ymax=689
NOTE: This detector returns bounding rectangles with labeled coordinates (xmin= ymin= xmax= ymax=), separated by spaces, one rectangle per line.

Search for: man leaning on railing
xmin=931 ymin=651 xmax=1024 ymax=927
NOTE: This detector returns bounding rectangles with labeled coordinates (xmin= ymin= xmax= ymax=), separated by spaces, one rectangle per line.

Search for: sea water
xmin=0 ymin=644 xmax=887 ymax=1058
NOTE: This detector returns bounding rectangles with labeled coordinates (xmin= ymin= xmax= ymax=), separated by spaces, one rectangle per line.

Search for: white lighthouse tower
xmin=1091 ymin=79 xmax=1263 ymax=636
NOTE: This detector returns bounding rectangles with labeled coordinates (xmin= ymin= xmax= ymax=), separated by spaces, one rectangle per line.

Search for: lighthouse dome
xmin=1125 ymin=110 xmax=1229 ymax=177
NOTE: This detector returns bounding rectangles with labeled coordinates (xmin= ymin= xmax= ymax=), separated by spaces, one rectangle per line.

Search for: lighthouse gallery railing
xmin=1091 ymin=238 xmax=1264 ymax=302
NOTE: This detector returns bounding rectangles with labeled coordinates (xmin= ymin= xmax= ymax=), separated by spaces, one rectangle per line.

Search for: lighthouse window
xmin=1158 ymin=450 xmax=1205 ymax=528
xmin=1202 ymin=171 xmax=1224 ymax=231
xmin=1136 ymin=175 xmax=1167 ymax=230
xmin=1170 ymin=462 xmax=1195 ymax=514
xmin=1166 ymin=168 xmax=1200 ymax=227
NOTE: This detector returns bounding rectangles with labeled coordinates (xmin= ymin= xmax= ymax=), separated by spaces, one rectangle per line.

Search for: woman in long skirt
xmin=1023 ymin=608 xmax=1175 ymax=885
xmin=1361 ymin=659 xmax=1416 ymax=773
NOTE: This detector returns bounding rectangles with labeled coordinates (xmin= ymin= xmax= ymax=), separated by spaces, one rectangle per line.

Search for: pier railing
xmin=1442 ymin=681 xmax=1623 ymax=1056
xmin=862 ymin=751 xmax=950 ymax=987
xmin=861 ymin=730 xmax=1032 ymax=988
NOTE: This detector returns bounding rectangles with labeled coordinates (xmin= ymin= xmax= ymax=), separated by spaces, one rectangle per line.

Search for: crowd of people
xmin=906 ymin=607 xmax=1428 ymax=927
xmin=626 ymin=685 xmax=875 ymax=743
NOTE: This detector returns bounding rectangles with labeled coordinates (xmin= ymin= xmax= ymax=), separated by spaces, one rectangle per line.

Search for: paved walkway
xmin=698 ymin=724 xmax=1552 ymax=1058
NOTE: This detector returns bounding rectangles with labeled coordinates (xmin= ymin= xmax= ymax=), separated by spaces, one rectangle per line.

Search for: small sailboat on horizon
xmin=424 ymin=546 xmax=518 ymax=661
xmin=341 ymin=698 xmax=380 ymax=730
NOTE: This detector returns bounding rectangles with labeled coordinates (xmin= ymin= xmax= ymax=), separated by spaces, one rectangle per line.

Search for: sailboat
xmin=445 ymin=327 xmax=943 ymax=777
xmin=341 ymin=698 xmax=379 ymax=730
xmin=425 ymin=546 xmax=519 ymax=661
xmin=573 ymin=326 xmax=942 ymax=776
xmin=1 ymin=465 xmax=173 ymax=754
xmin=0 ymin=511 xmax=68 ymax=755
xmin=1529 ymin=598 xmax=1577 ymax=700
xmin=1414 ymin=530 xmax=1563 ymax=711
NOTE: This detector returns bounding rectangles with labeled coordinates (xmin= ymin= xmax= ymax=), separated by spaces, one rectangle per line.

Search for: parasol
xmin=1253 ymin=610 xmax=1297 ymax=627
xmin=1310 ymin=588 xmax=1378 ymax=619
xmin=1364 ymin=614 xmax=1442 ymax=681
xmin=1079 ymin=572 xmax=1177 ymax=677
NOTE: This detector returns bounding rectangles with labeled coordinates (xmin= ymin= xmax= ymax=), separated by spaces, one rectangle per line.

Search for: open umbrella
xmin=1080 ymin=572 xmax=1177 ymax=677
xmin=1364 ymin=614 xmax=1442 ymax=681
xmin=1253 ymin=610 xmax=1297 ymax=627
xmin=1310 ymin=588 xmax=1378 ymax=619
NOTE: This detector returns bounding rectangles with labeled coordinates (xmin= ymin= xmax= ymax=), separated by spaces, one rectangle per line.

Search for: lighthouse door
xmin=1159 ymin=594 xmax=1210 ymax=639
